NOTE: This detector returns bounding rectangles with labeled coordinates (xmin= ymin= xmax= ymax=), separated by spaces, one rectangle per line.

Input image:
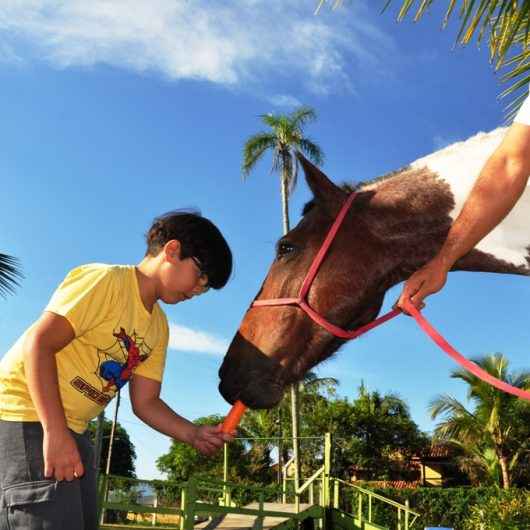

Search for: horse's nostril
xmin=239 ymin=377 xmax=285 ymax=409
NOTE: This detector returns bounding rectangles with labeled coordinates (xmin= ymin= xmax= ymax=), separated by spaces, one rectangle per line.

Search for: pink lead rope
xmin=222 ymin=192 xmax=530 ymax=432
xmin=403 ymin=301 xmax=530 ymax=401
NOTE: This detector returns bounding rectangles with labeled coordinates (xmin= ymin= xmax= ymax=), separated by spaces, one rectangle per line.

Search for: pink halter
xmin=253 ymin=193 xmax=402 ymax=338
xmin=251 ymin=192 xmax=530 ymax=401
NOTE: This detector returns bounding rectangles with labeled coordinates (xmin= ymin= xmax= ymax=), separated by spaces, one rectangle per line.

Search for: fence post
xmin=223 ymin=442 xmax=229 ymax=506
xmin=179 ymin=487 xmax=186 ymax=530
xmin=96 ymin=473 xmax=108 ymax=527
xmin=333 ymin=479 xmax=339 ymax=509
xmin=323 ymin=433 xmax=331 ymax=508
xmin=256 ymin=491 xmax=264 ymax=530
xmin=357 ymin=492 xmax=363 ymax=521
xmin=182 ymin=478 xmax=197 ymax=530
xmin=397 ymin=507 xmax=402 ymax=530
xmin=151 ymin=493 xmax=158 ymax=526
xmin=368 ymin=493 xmax=372 ymax=523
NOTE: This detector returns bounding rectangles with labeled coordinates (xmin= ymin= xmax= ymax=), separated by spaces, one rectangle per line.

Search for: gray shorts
xmin=0 ymin=420 xmax=97 ymax=530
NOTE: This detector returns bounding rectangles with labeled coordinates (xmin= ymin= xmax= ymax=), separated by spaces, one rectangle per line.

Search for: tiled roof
xmin=367 ymin=480 xmax=422 ymax=489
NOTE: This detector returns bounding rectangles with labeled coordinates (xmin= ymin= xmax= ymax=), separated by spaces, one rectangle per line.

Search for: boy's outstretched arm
xmin=130 ymin=374 xmax=234 ymax=456
xmin=23 ymin=311 xmax=85 ymax=482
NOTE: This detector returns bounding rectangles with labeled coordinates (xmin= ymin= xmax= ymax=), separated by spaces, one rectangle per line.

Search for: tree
xmin=157 ymin=414 xmax=250 ymax=482
xmin=318 ymin=1 xmax=530 ymax=116
xmin=157 ymin=380 xmax=428 ymax=487
xmin=429 ymin=353 xmax=530 ymax=488
xmin=304 ymin=382 xmax=429 ymax=481
xmin=0 ymin=253 xmax=22 ymax=297
xmin=86 ymin=418 xmax=137 ymax=478
xmin=242 ymin=106 xmax=324 ymax=235
xmin=242 ymin=106 xmax=324 ymax=493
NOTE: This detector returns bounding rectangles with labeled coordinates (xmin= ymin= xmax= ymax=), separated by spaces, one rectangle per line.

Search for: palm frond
xmin=385 ymin=0 xmax=530 ymax=49
xmin=289 ymin=106 xmax=318 ymax=130
xmin=0 ymin=253 xmax=23 ymax=297
xmin=243 ymin=106 xmax=323 ymax=199
xmin=298 ymin=138 xmax=324 ymax=166
xmin=314 ymin=0 xmax=343 ymax=15
xmin=242 ymin=132 xmax=277 ymax=177
xmin=260 ymin=113 xmax=283 ymax=129
xmin=361 ymin=1 xmax=530 ymax=115
xmin=429 ymin=393 xmax=474 ymax=421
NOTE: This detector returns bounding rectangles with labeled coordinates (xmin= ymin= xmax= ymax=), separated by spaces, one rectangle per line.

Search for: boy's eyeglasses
xmin=191 ymin=257 xmax=210 ymax=291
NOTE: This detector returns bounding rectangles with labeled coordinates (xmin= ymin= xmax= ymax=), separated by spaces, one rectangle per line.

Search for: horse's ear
xmin=296 ymin=152 xmax=347 ymax=215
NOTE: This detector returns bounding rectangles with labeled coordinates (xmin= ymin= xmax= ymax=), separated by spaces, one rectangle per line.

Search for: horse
xmin=219 ymin=127 xmax=530 ymax=409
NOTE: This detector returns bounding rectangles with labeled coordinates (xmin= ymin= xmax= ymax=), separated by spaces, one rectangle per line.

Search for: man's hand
xmin=43 ymin=427 xmax=84 ymax=482
xmin=396 ymin=258 xmax=449 ymax=313
xmin=190 ymin=424 xmax=235 ymax=456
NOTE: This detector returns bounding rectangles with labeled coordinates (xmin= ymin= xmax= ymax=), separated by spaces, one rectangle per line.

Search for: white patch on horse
xmin=411 ymin=127 xmax=530 ymax=268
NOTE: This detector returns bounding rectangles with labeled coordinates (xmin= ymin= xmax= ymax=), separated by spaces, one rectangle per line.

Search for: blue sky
xmin=2 ymin=1 xmax=530 ymax=480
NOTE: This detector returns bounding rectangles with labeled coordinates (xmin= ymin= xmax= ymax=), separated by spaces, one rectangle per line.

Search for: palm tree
xmin=0 ymin=253 xmax=22 ymax=297
xmin=242 ymin=106 xmax=324 ymax=234
xmin=356 ymin=380 xmax=409 ymax=417
xmin=242 ymin=106 xmax=324 ymax=494
xmin=429 ymin=353 xmax=530 ymax=488
xmin=318 ymin=1 xmax=530 ymax=117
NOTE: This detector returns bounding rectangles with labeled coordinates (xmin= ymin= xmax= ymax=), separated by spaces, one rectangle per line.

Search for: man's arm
xmin=397 ymin=123 xmax=530 ymax=310
xmin=24 ymin=311 xmax=85 ymax=481
xmin=129 ymin=375 xmax=233 ymax=456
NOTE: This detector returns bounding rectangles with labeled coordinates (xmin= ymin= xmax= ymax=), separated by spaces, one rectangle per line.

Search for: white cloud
xmin=0 ymin=1 xmax=395 ymax=95
xmin=267 ymin=94 xmax=302 ymax=108
xmin=0 ymin=42 xmax=23 ymax=65
xmin=168 ymin=322 xmax=228 ymax=356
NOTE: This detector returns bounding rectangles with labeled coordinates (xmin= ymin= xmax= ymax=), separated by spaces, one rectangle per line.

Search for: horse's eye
xmin=276 ymin=241 xmax=296 ymax=259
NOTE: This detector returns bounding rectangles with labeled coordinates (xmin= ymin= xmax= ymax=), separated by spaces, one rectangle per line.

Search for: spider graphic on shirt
xmin=95 ymin=328 xmax=152 ymax=392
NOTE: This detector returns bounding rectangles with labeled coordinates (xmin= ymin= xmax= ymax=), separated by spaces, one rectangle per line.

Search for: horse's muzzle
xmin=218 ymin=332 xmax=287 ymax=409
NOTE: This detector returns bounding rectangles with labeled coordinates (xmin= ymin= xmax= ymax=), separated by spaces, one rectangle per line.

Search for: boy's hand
xmin=190 ymin=424 xmax=235 ymax=456
xmin=43 ymin=428 xmax=84 ymax=482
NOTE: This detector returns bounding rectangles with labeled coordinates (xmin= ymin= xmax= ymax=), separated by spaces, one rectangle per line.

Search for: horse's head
xmin=219 ymin=128 xmax=530 ymax=409
xmin=219 ymin=155 xmax=419 ymax=409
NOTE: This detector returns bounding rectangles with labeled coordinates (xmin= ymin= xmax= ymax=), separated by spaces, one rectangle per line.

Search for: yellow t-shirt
xmin=0 ymin=264 xmax=169 ymax=434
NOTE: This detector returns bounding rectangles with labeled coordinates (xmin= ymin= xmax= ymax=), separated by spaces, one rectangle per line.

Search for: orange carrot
xmin=221 ymin=400 xmax=246 ymax=433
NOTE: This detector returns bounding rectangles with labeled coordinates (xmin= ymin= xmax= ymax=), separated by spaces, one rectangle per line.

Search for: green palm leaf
xmin=426 ymin=354 xmax=530 ymax=487
xmin=242 ymin=132 xmax=277 ymax=177
xmin=298 ymin=138 xmax=324 ymax=166
xmin=242 ymin=105 xmax=324 ymax=210
xmin=289 ymin=106 xmax=317 ymax=130
xmin=0 ymin=253 xmax=23 ymax=297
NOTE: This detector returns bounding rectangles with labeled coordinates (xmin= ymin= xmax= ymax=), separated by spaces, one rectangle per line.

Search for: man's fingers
xmin=409 ymin=281 xmax=436 ymax=309
xmin=396 ymin=277 xmax=424 ymax=312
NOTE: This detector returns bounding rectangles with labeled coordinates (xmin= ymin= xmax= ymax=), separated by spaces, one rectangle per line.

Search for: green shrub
xmin=462 ymin=490 xmax=530 ymax=530
xmin=354 ymin=485 xmax=530 ymax=529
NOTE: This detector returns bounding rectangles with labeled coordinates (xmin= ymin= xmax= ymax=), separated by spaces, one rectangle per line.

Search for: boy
xmin=0 ymin=210 xmax=234 ymax=530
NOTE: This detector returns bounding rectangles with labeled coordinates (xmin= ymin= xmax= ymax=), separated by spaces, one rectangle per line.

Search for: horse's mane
xmin=301 ymin=165 xmax=411 ymax=216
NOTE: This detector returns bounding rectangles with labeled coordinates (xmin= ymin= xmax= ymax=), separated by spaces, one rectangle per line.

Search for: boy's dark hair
xmin=146 ymin=210 xmax=232 ymax=289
